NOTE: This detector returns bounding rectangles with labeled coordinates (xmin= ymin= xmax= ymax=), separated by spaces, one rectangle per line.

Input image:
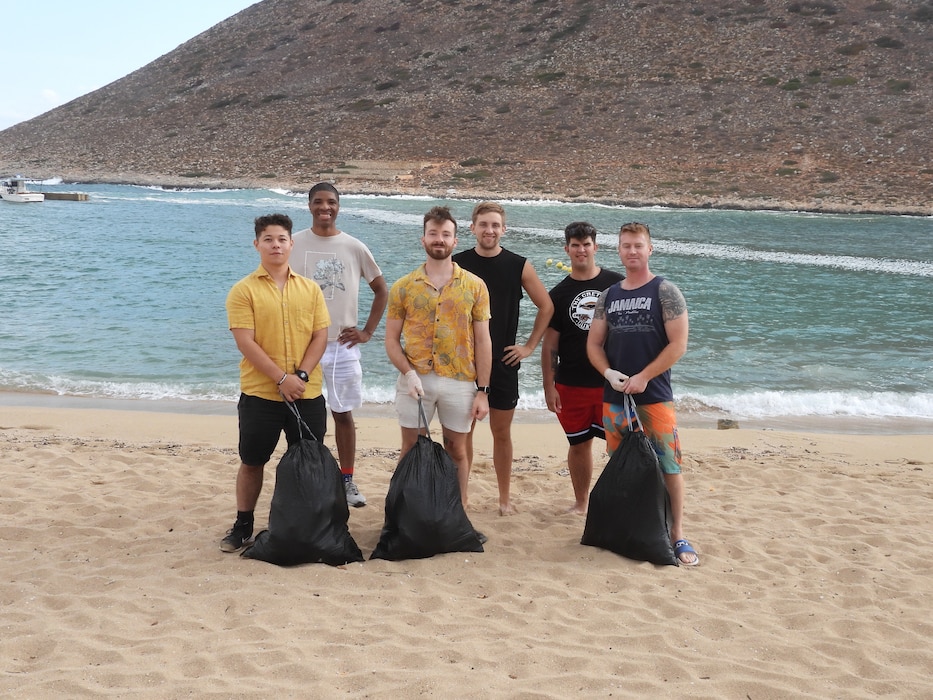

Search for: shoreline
xmin=3 ymin=390 xmax=931 ymax=435
xmin=45 ymin=173 xmax=933 ymax=218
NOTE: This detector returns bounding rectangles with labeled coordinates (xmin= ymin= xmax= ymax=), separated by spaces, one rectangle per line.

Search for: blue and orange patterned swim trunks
xmin=603 ymin=400 xmax=682 ymax=474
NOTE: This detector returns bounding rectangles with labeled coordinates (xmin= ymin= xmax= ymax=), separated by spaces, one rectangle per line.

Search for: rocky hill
xmin=2 ymin=0 xmax=931 ymax=213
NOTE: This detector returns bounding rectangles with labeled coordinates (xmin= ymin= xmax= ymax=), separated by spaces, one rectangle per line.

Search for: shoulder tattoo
xmin=659 ymin=280 xmax=687 ymax=321
xmin=593 ymin=289 xmax=608 ymax=320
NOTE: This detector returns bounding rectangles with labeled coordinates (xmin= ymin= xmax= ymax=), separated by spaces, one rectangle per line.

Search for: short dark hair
xmin=423 ymin=205 xmax=457 ymax=233
xmin=308 ymin=182 xmax=340 ymax=201
xmin=564 ymin=221 xmax=598 ymax=244
xmin=254 ymin=213 xmax=293 ymax=238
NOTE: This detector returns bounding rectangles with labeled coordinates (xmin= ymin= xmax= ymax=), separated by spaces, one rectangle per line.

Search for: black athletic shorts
xmin=489 ymin=360 xmax=520 ymax=411
xmin=237 ymin=393 xmax=326 ymax=467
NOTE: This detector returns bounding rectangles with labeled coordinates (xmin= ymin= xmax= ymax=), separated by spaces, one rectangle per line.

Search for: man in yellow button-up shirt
xmin=220 ymin=213 xmax=330 ymax=553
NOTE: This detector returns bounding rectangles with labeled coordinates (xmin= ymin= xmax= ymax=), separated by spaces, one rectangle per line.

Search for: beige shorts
xmin=395 ymin=372 xmax=476 ymax=434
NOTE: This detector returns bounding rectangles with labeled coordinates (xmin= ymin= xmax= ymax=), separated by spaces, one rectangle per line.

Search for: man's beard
xmin=425 ymin=244 xmax=452 ymax=260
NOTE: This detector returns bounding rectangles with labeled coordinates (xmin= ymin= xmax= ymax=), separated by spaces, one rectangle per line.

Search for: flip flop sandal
xmin=673 ymin=539 xmax=700 ymax=566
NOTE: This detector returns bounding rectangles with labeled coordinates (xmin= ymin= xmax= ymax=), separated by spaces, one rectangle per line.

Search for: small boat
xmin=1 ymin=176 xmax=45 ymax=203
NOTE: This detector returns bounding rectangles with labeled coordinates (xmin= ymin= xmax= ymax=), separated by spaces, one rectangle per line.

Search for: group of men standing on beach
xmin=221 ymin=184 xmax=699 ymax=566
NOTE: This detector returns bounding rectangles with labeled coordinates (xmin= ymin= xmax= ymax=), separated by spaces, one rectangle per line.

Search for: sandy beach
xmin=2 ymin=401 xmax=931 ymax=698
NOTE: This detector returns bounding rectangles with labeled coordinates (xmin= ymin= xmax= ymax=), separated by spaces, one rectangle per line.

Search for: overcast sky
xmin=0 ymin=1 xmax=258 ymax=131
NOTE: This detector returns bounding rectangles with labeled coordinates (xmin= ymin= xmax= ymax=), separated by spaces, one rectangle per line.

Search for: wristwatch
xmin=295 ymin=369 xmax=309 ymax=382
xmin=476 ymin=385 xmax=490 ymax=394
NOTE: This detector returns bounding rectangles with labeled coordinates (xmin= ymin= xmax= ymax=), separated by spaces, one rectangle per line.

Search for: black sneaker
xmin=220 ymin=523 xmax=252 ymax=553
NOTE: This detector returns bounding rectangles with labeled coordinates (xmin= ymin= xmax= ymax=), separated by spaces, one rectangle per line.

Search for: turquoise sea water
xmin=1 ymin=182 xmax=931 ymax=428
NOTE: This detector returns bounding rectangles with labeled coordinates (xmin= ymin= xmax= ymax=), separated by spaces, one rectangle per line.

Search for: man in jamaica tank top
xmin=587 ymin=222 xmax=699 ymax=566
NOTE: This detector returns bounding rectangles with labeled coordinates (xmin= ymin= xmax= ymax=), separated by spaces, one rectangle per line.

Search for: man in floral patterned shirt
xmin=385 ymin=206 xmax=492 ymax=509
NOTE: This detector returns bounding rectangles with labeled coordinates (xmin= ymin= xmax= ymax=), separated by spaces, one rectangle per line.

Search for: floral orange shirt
xmin=387 ymin=263 xmax=490 ymax=381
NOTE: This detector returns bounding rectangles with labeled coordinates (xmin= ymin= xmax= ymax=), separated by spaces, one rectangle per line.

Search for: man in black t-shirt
xmin=453 ymin=201 xmax=553 ymax=515
xmin=541 ymin=222 xmax=623 ymax=514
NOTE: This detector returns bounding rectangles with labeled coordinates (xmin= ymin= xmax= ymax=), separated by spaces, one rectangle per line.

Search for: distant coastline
xmin=44 ymin=171 xmax=933 ymax=218
xmin=4 ymin=1 xmax=931 ymax=227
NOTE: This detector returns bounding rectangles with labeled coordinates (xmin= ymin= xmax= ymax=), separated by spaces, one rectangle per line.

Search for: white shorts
xmin=395 ymin=373 xmax=475 ymax=434
xmin=320 ymin=341 xmax=363 ymax=413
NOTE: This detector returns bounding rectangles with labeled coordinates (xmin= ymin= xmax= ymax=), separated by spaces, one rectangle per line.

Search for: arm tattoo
xmin=659 ymin=280 xmax=687 ymax=321
xmin=547 ymin=347 xmax=558 ymax=379
xmin=593 ymin=290 xmax=608 ymax=320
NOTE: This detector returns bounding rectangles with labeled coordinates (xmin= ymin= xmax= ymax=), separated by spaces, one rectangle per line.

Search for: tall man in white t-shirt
xmin=292 ymin=183 xmax=388 ymax=507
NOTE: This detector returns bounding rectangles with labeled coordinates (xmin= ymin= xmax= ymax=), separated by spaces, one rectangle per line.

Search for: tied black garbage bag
xmin=371 ymin=403 xmax=483 ymax=560
xmin=581 ymin=399 xmax=678 ymax=566
xmin=242 ymin=409 xmax=363 ymax=566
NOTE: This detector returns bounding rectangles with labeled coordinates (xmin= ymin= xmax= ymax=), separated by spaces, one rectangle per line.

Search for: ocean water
xmin=1 ymin=182 xmax=931 ymax=429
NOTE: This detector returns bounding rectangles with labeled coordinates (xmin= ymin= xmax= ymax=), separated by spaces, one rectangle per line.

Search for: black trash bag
xmin=242 ymin=406 xmax=363 ymax=567
xmin=371 ymin=400 xmax=483 ymax=560
xmin=581 ymin=397 xmax=679 ymax=566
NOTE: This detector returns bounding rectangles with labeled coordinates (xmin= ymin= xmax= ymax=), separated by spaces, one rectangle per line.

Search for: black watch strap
xmin=295 ymin=369 xmax=309 ymax=382
xmin=476 ymin=385 xmax=490 ymax=394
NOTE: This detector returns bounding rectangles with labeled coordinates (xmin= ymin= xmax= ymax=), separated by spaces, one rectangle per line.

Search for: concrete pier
xmin=44 ymin=192 xmax=89 ymax=201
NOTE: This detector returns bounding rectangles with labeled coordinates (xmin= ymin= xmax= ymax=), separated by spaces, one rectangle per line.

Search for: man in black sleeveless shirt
xmin=453 ymin=201 xmax=553 ymax=515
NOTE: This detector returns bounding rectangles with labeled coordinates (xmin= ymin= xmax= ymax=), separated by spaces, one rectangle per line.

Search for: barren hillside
xmin=1 ymin=0 xmax=931 ymax=213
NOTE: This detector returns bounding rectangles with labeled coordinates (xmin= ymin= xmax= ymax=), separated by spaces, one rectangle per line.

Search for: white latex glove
xmin=603 ymin=368 xmax=629 ymax=392
xmin=405 ymin=369 xmax=424 ymax=398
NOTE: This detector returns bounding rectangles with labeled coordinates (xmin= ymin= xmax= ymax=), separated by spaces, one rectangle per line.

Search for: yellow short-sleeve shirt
xmin=387 ymin=263 xmax=490 ymax=382
xmin=226 ymin=266 xmax=330 ymax=400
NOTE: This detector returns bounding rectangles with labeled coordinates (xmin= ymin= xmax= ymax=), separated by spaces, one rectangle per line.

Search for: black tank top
xmin=453 ymin=247 xmax=526 ymax=359
xmin=601 ymin=276 xmax=673 ymax=405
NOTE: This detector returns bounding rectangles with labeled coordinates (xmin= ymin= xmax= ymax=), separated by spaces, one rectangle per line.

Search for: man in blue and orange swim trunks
xmin=587 ymin=222 xmax=699 ymax=566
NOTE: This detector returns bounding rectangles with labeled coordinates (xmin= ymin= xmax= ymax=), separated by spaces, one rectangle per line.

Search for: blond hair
xmin=471 ymin=201 xmax=505 ymax=224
